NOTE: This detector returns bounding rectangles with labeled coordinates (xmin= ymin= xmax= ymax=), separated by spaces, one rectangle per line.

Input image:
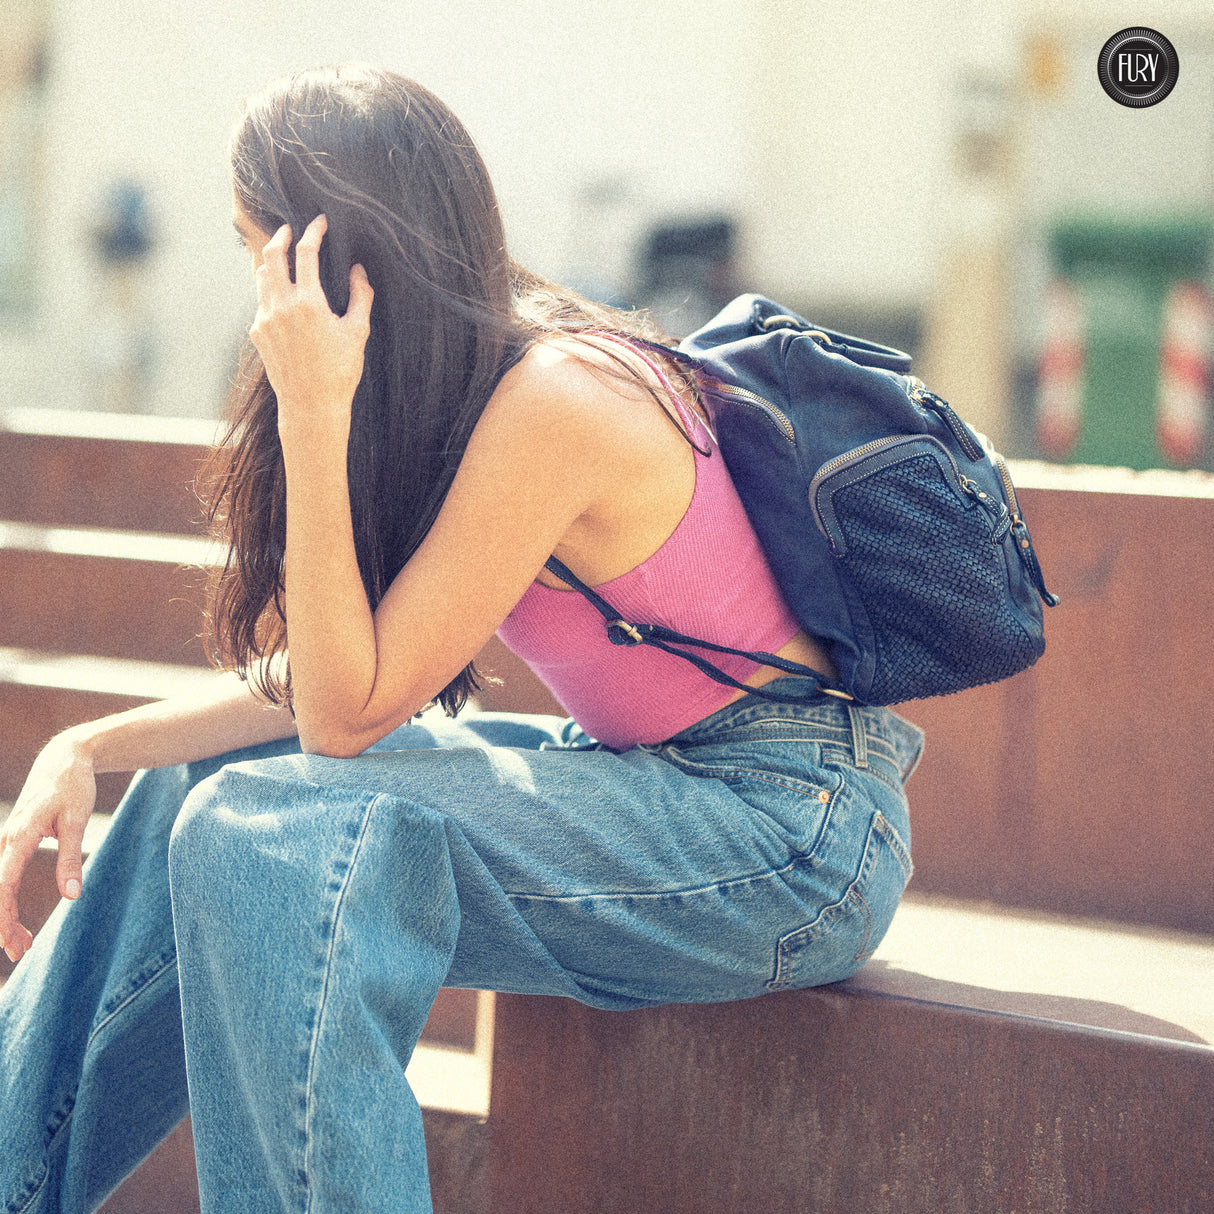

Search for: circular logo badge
xmin=1098 ymin=28 xmax=1179 ymax=108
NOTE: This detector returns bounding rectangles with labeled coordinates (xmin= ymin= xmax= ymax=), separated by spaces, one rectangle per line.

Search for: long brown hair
xmin=202 ymin=64 xmax=700 ymax=716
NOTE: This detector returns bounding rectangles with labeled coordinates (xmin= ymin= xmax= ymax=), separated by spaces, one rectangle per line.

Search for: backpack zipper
xmin=718 ymin=379 xmax=1041 ymax=579
xmin=810 ymin=433 xmax=933 ymax=489
xmin=992 ymin=451 xmax=1023 ymax=523
xmin=992 ymin=451 xmax=1061 ymax=606
xmin=909 ymin=385 xmax=985 ymax=462
xmin=709 ymin=382 xmax=796 ymax=445
xmin=809 ymin=434 xmax=972 ymax=548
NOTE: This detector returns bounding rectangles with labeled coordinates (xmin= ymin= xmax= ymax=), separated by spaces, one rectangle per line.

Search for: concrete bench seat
xmin=857 ymin=891 xmax=1214 ymax=1045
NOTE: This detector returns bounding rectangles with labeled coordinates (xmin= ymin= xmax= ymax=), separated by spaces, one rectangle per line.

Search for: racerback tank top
xmin=495 ymin=337 xmax=800 ymax=749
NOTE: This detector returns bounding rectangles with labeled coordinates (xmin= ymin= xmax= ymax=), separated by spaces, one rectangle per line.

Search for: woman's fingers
xmin=258 ymin=223 xmax=294 ymax=301
xmin=55 ymin=820 xmax=86 ymax=902
xmin=259 ymin=216 xmax=328 ymax=299
xmin=0 ymin=739 xmax=97 ymax=962
xmin=294 ymin=214 xmax=328 ymax=294
xmin=247 ymin=216 xmax=372 ymax=429
xmin=346 ymin=263 xmax=374 ymax=328
xmin=0 ymin=826 xmax=38 ymax=961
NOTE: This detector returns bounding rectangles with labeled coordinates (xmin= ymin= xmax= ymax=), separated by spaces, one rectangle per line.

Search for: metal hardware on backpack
xmin=545 ymin=294 xmax=1059 ymax=707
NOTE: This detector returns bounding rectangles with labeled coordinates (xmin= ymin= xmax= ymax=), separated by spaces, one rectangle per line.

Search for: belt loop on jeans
xmin=846 ymin=704 xmax=869 ymax=769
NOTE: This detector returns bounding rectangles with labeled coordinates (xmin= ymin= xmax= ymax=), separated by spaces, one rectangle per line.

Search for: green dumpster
xmin=1044 ymin=216 xmax=1212 ymax=469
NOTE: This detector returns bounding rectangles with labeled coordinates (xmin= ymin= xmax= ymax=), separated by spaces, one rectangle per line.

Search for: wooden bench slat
xmin=0 ymin=548 xmax=211 ymax=666
xmin=0 ymin=413 xmax=215 ymax=536
xmin=0 ymin=682 xmax=151 ymax=808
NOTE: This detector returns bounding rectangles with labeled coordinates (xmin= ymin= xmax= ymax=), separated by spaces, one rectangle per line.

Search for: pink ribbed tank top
xmin=496 ymin=339 xmax=801 ymax=750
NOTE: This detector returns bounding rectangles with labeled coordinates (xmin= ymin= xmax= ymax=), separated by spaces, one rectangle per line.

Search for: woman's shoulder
xmin=496 ymin=333 xmax=652 ymax=401
xmin=461 ymin=331 xmax=704 ymax=592
xmin=458 ymin=337 xmax=640 ymax=494
xmin=486 ymin=332 xmax=698 ymax=445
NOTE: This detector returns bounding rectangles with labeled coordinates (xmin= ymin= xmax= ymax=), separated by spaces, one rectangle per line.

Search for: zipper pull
xmin=912 ymin=387 xmax=985 ymax=462
xmin=959 ymin=475 xmax=1012 ymax=540
xmin=1010 ymin=518 xmax=1061 ymax=606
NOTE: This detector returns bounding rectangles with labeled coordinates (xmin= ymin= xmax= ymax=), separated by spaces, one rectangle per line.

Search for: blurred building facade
xmin=0 ymin=0 xmax=1210 ymax=466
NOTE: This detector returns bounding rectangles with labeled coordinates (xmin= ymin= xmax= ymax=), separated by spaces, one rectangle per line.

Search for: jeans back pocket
xmin=767 ymin=810 xmax=912 ymax=991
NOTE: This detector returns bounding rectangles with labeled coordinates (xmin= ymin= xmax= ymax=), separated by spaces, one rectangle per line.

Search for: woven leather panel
xmin=831 ymin=455 xmax=1039 ymax=703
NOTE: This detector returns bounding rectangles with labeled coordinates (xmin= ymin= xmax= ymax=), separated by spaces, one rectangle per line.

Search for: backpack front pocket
xmin=809 ymin=436 xmax=1043 ymax=704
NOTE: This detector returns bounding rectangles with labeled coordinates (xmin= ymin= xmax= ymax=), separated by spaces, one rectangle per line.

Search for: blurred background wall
xmin=0 ymin=0 xmax=1211 ymax=467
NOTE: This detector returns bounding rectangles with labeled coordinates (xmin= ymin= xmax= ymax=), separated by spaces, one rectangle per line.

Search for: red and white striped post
xmin=1034 ymin=278 xmax=1086 ymax=460
xmin=1155 ymin=279 xmax=1212 ymax=467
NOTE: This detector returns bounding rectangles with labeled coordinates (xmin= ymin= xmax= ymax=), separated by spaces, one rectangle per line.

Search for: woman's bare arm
xmin=0 ymin=672 xmax=297 ymax=962
xmin=253 ymin=217 xmax=603 ymax=757
xmin=68 ymin=670 xmax=297 ymax=776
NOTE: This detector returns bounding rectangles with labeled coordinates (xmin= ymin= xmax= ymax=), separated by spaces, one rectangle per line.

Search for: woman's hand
xmin=249 ymin=214 xmax=375 ymax=446
xmin=0 ymin=732 xmax=97 ymax=963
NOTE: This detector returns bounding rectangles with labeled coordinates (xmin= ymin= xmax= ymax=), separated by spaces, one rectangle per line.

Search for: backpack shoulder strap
xmin=542 ymin=556 xmax=852 ymax=705
xmin=586 ymin=329 xmax=712 ymax=445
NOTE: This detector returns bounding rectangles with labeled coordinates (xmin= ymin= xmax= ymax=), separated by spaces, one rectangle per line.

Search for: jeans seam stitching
xmin=767 ymin=805 xmax=892 ymax=988
xmin=5 ymin=1088 xmax=77 ymax=1214
xmin=687 ymin=769 xmax=827 ymax=797
xmin=667 ymin=745 xmax=904 ymax=793
xmin=848 ymin=887 xmax=875 ymax=961
xmin=507 ymin=853 xmax=808 ymax=906
xmin=836 ymin=757 xmax=904 ymax=795
xmin=6 ymin=1151 xmax=53 ymax=1214
xmin=687 ymin=722 xmax=902 ymax=758
xmin=302 ymin=792 xmax=378 ymax=1214
xmin=86 ymin=952 xmax=178 ymax=1050
xmin=872 ymin=810 xmax=914 ymax=880
xmin=660 ymin=751 xmax=833 ymax=797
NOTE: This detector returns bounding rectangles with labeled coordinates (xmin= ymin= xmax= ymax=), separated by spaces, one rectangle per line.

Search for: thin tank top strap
xmin=588 ymin=330 xmax=711 ymax=444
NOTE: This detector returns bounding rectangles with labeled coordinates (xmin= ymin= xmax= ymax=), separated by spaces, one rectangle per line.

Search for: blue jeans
xmin=0 ymin=680 xmax=922 ymax=1213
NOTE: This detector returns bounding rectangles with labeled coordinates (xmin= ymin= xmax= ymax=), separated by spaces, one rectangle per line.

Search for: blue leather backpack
xmin=546 ymin=294 xmax=1058 ymax=706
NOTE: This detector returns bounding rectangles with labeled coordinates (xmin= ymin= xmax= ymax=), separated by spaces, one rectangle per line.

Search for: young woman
xmin=0 ymin=65 xmax=922 ymax=1213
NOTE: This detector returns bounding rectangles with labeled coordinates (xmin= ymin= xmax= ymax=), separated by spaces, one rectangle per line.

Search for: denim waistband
xmin=665 ymin=678 xmax=925 ymax=784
